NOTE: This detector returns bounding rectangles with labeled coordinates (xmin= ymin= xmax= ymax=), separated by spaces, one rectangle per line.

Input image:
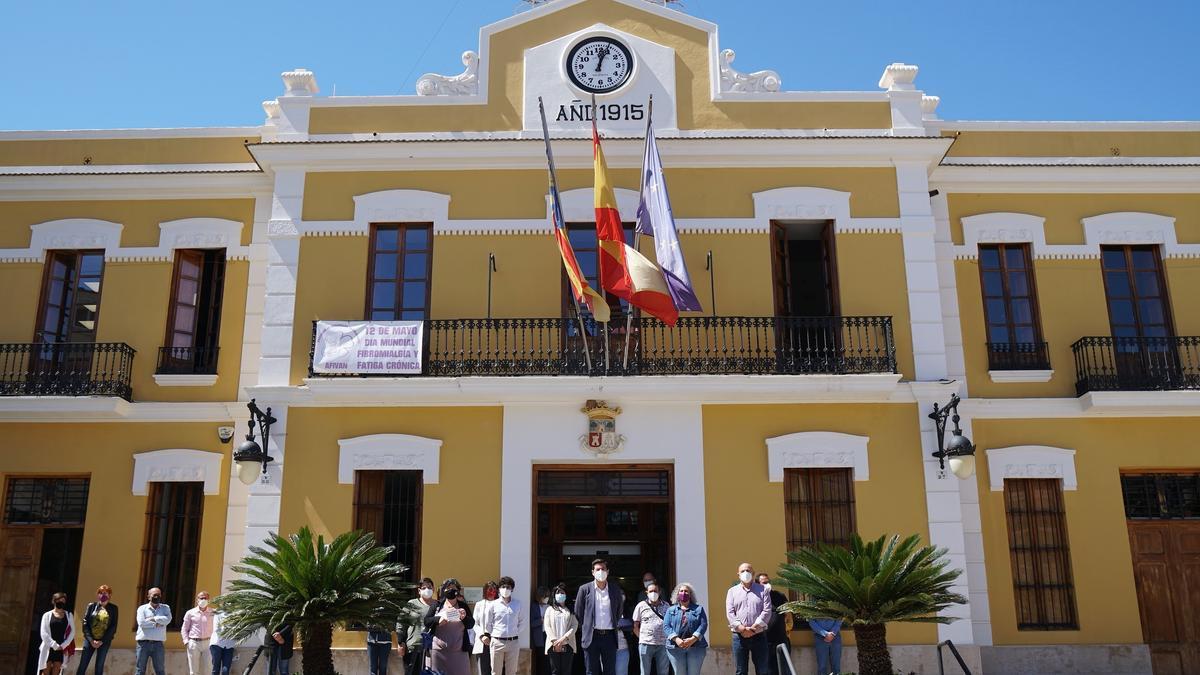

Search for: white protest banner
xmin=311 ymin=321 xmax=424 ymax=375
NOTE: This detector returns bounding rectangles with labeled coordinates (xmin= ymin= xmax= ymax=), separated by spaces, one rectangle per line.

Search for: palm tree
xmin=776 ymin=533 xmax=967 ymax=675
xmin=215 ymin=527 xmax=415 ymax=675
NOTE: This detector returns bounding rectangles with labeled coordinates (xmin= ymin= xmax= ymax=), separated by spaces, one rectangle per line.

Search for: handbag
xmin=421 ymin=634 xmax=442 ymax=675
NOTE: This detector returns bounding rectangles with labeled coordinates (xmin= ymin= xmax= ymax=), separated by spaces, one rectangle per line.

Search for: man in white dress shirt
xmin=481 ymin=576 xmax=525 ymax=675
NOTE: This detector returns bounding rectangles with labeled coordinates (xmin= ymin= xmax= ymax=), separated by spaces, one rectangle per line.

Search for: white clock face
xmin=566 ymin=37 xmax=634 ymax=94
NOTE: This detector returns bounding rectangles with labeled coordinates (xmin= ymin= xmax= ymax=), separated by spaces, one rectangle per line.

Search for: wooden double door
xmin=1128 ymin=521 xmax=1200 ymax=674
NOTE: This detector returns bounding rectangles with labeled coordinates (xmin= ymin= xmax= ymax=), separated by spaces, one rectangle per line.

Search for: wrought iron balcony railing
xmin=0 ymin=341 xmax=136 ymax=400
xmin=309 ymin=315 xmax=896 ymax=378
xmin=987 ymin=342 xmax=1051 ymax=371
xmin=1072 ymin=336 xmax=1200 ymax=395
xmin=156 ymin=346 xmax=220 ymax=375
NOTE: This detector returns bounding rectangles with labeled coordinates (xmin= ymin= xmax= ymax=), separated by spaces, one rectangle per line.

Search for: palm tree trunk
xmin=853 ymin=623 xmax=893 ymax=675
xmin=301 ymin=622 xmax=336 ymax=675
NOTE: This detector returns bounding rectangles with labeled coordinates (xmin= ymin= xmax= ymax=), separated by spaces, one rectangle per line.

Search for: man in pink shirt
xmin=181 ymin=591 xmax=215 ymax=675
xmin=725 ymin=563 xmax=772 ymax=675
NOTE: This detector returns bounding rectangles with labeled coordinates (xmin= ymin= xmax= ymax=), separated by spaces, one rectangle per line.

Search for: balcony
xmin=987 ymin=342 xmax=1052 ymax=371
xmin=1072 ymin=336 xmax=1200 ymax=395
xmin=0 ymin=342 xmax=136 ymax=401
xmin=309 ymin=315 xmax=896 ymax=378
xmin=156 ymin=346 xmax=219 ymax=375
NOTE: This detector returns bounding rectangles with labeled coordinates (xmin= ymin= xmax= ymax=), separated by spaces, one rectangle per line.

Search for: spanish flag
xmin=592 ymin=114 xmax=679 ymax=326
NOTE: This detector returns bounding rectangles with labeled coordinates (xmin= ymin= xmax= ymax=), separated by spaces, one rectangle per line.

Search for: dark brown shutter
xmin=137 ymin=482 xmax=204 ymax=631
xmin=353 ymin=471 xmax=422 ymax=581
xmin=783 ymin=467 xmax=856 ymax=551
xmin=1003 ymin=478 xmax=1079 ymax=630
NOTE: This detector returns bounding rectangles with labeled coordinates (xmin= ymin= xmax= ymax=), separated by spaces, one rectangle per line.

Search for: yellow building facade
xmin=1 ymin=1 xmax=1197 ymax=674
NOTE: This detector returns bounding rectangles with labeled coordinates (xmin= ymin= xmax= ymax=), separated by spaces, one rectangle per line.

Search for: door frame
xmin=530 ymin=463 xmax=676 ymax=594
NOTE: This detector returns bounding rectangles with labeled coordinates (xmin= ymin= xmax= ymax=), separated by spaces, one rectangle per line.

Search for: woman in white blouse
xmin=542 ymin=583 xmax=579 ymax=675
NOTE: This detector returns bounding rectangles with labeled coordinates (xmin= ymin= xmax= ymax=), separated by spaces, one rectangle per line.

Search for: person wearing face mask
xmin=574 ymin=558 xmax=623 ymax=675
xmin=135 ymin=587 xmax=172 ymax=675
xmin=208 ymin=608 xmax=240 ymax=675
xmin=755 ymin=573 xmax=791 ymax=675
xmin=76 ymin=585 xmax=117 ymax=675
xmin=632 ymin=583 xmax=669 ymax=675
xmin=635 ymin=573 xmax=657 ymax=604
xmin=530 ymin=586 xmax=550 ymax=675
xmin=480 ymin=576 xmax=524 ymax=675
xmin=472 ymin=581 xmax=499 ymax=675
xmin=424 ymin=579 xmax=475 ymax=675
xmin=542 ymin=584 xmax=578 ymax=675
xmin=402 ymin=577 xmax=438 ymax=675
xmin=181 ymin=592 xmax=214 ymax=675
xmin=663 ymin=583 xmax=707 ymax=675
xmin=37 ymin=592 xmax=76 ymax=675
xmin=725 ymin=563 xmax=772 ymax=675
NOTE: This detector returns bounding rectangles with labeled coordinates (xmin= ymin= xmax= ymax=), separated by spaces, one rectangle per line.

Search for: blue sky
xmin=0 ymin=0 xmax=1195 ymax=130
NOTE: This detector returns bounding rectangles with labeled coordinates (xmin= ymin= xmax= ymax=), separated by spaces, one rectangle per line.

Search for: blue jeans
xmin=268 ymin=646 xmax=290 ymax=675
xmin=731 ymin=633 xmax=770 ymax=675
xmin=813 ymin=635 xmax=842 ymax=675
xmin=208 ymin=645 xmax=235 ymax=675
xmin=583 ymin=631 xmax=617 ymax=675
xmin=368 ymin=641 xmax=391 ymax=675
xmin=615 ymin=647 xmax=628 ymax=675
xmin=75 ymin=640 xmax=111 ymax=675
xmin=637 ymin=644 xmax=669 ymax=675
xmin=135 ymin=640 xmax=166 ymax=675
xmin=664 ymin=646 xmax=705 ymax=675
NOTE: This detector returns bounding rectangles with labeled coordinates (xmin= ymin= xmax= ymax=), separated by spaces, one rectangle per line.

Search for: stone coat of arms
xmin=580 ymin=400 xmax=625 ymax=455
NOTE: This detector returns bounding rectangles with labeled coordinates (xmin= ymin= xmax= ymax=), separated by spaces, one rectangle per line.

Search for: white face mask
xmin=739 ymin=571 xmax=754 ymax=584
xmin=593 ymin=570 xmax=608 ymax=582
xmin=555 ymin=593 xmax=568 ymax=604
xmin=420 ymin=588 xmax=434 ymax=600
xmin=647 ymin=592 xmax=659 ymax=603
xmin=499 ymin=587 xmax=513 ymax=599
xmin=198 ymin=599 xmax=209 ymax=609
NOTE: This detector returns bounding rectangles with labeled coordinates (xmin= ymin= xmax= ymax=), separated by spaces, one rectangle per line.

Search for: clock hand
xmin=594 ymin=46 xmax=609 ymax=73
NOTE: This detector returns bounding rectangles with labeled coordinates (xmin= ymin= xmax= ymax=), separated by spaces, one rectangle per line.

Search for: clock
xmin=566 ymin=36 xmax=634 ymax=94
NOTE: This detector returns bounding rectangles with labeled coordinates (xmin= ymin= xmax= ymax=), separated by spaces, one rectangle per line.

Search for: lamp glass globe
xmin=948 ymin=454 xmax=976 ymax=480
xmin=236 ymin=460 xmax=261 ymax=486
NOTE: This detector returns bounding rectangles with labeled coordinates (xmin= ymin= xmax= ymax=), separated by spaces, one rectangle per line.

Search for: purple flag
xmin=635 ymin=117 xmax=702 ymax=312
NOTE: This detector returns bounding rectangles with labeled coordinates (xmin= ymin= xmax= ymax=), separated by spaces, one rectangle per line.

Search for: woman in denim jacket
xmin=662 ymin=583 xmax=708 ymax=675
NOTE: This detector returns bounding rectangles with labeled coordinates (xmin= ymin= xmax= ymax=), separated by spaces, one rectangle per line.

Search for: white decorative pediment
xmin=986 ymin=445 xmax=1077 ymax=491
xmin=766 ymin=431 xmax=870 ymax=482
xmin=352 ymin=190 xmax=451 ymax=235
xmin=960 ymin=213 xmax=1047 ymax=257
xmin=417 ymin=51 xmax=480 ymax=96
xmin=24 ymin=219 xmax=124 ymax=261
xmin=132 ymin=448 xmax=224 ymax=496
xmin=719 ymin=49 xmax=781 ymax=94
xmin=1083 ymin=212 xmax=1177 ymax=246
xmin=337 ymin=434 xmax=443 ymax=484
xmin=554 ymin=187 xmax=639 ymax=223
xmin=159 ymin=218 xmax=244 ymax=250
xmin=753 ymin=187 xmax=852 ymax=230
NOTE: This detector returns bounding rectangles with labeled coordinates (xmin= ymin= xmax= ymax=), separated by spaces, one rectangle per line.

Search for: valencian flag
xmin=635 ymin=110 xmax=702 ymax=312
xmin=539 ymin=98 xmax=610 ymax=323
xmin=592 ymin=106 xmax=679 ymax=326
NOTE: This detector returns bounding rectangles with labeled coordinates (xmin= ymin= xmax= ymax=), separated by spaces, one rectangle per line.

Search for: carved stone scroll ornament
xmin=416 ymin=51 xmax=480 ymax=96
xmin=719 ymin=49 xmax=781 ymax=93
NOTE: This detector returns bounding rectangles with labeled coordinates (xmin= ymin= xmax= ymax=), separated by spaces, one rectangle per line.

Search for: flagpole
xmin=539 ymin=97 xmax=593 ymax=373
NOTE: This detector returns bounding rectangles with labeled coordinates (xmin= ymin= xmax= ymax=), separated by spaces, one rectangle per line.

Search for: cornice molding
xmin=337 ymin=433 xmax=442 ymax=484
xmin=0 ymin=216 xmax=250 ymax=263
xmin=953 ymin=210 xmax=1199 ymax=260
xmin=131 ymin=448 xmax=225 ymax=496
xmin=765 ymin=431 xmax=870 ymax=481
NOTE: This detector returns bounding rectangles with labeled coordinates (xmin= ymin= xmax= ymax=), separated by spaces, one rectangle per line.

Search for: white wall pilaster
xmin=259 ymin=170 xmax=304 ymax=386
